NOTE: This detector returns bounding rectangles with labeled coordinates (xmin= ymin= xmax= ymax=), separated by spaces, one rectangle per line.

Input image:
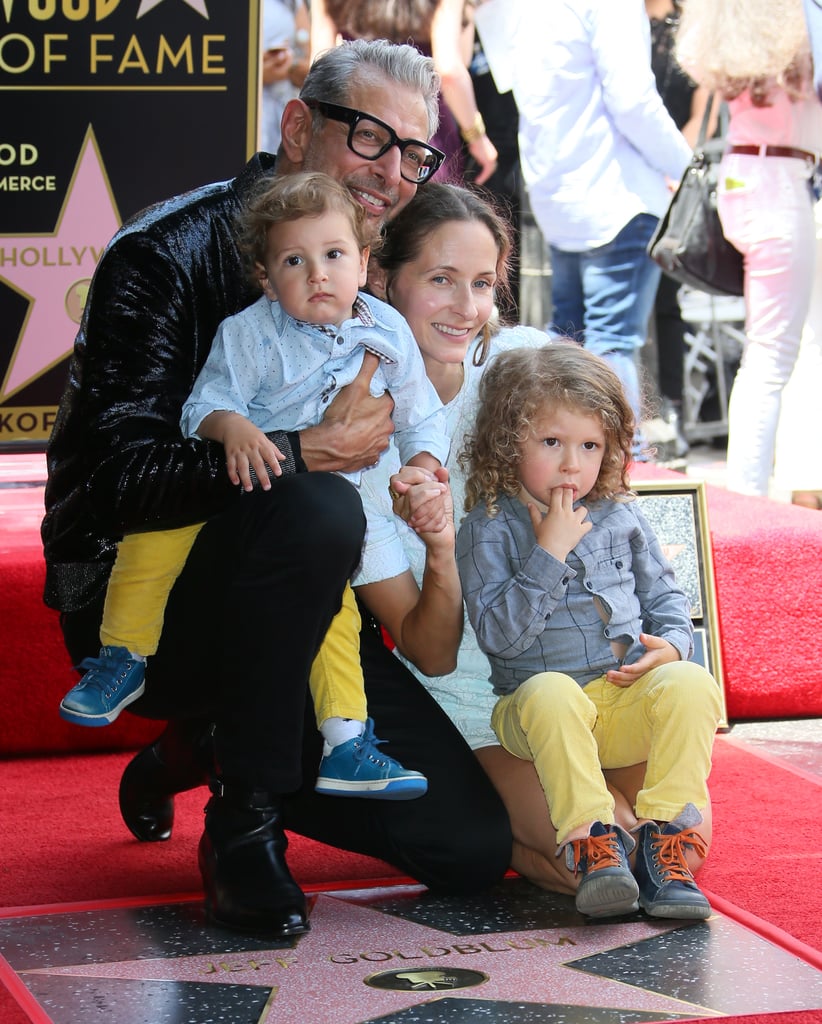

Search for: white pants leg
xmin=717 ymin=153 xmax=816 ymax=496
xmin=773 ymin=199 xmax=822 ymax=495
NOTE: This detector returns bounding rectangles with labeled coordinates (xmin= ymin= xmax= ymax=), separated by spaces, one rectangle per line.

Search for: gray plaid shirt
xmin=456 ymin=493 xmax=694 ymax=695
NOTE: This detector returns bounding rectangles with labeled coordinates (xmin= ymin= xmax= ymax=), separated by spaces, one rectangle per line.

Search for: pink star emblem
xmin=0 ymin=128 xmax=121 ymax=401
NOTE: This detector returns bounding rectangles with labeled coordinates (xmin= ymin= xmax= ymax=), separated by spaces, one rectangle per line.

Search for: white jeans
xmin=717 ymin=152 xmax=817 ymax=495
xmin=773 ymin=198 xmax=822 ymax=493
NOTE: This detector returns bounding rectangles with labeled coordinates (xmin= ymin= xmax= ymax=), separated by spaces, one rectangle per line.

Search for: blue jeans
xmin=549 ymin=213 xmax=662 ymax=426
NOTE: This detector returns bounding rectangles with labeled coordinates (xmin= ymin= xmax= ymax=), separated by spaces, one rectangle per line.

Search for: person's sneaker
xmin=566 ymin=822 xmax=639 ymax=918
xmin=59 ymin=646 xmax=146 ymax=727
xmin=315 ymin=718 xmax=428 ymax=800
xmin=634 ymin=819 xmax=711 ymax=920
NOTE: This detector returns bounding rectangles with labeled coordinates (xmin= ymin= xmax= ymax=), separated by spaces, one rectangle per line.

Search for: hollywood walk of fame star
xmin=0 ymin=127 xmax=121 ymax=402
xmin=137 ymin=0 xmax=210 ymax=18
xmin=18 ymin=889 xmax=713 ymax=1023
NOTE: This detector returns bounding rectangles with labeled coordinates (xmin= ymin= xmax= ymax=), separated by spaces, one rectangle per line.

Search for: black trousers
xmin=282 ymin=615 xmax=513 ymax=893
xmin=63 ymin=473 xmax=364 ymax=789
xmin=61 ymin=472 xmax=512 ymax=893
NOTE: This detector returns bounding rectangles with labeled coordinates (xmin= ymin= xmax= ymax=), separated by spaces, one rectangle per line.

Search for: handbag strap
xmin=696 ymin=93 xmax=715 ymax=153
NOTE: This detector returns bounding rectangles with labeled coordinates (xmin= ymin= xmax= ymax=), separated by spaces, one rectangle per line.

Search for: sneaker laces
xmin=569 ymin=830 xmax=623 ymax=876
xmin=352 ymin=721 xmax=391 ymax=767
xmin=649 ymin=828 xmax=708 ymax=884
xmin=73 ymin=648 xmax=135 ymax=694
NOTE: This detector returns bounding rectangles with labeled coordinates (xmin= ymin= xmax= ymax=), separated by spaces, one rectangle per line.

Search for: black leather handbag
xmin=647 ymin=95 xmax=744 ymax=297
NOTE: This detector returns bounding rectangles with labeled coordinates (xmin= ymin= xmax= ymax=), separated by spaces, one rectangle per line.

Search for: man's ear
xmin=279 ymin=98 xmax=313 ymax=166
xmin=367 ymin=260 xmax=388 ymax=300
xmin=256 ymin=261 xmax=277 ymax=301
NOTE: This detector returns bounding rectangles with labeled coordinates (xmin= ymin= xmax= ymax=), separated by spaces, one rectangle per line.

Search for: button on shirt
xmin=181 ymin=292 xmax=449 ymax=483
xmin=508 ymin=0 xmax=693 ymax=250
xmin=456 ymin=492 xmax=694 ymax=695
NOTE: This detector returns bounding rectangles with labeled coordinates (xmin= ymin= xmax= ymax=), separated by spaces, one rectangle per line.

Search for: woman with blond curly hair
xmin=456 ymin=344 xmax=723 ymax=922
xmin=676 ymin=0 xmax=822 ymax=496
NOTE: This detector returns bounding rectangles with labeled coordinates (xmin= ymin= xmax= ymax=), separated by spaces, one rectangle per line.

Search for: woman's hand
xmin=605 ymin=632 xmax=680 ymax=688
xmin=389 ymin=466 xmax=451 ymax=535
xmin=467 ymin=133 xmax=499 ymax=186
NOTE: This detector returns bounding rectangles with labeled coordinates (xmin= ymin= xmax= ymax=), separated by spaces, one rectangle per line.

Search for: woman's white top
xmin=353 ymin=325 xmax=549 ymax=749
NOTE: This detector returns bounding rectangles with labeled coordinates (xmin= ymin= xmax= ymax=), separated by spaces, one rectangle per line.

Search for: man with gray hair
xmin=43 ymin=38 xmax=512 ymax=939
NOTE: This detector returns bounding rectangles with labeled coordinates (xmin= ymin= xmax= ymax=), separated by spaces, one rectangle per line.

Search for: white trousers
xmin=717 ymin=153 xmax=817 ymax=496
xmin=773 ymin=198 xmax=822 ymax=493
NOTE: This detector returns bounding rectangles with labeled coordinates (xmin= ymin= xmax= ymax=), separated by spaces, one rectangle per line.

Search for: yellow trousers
xmin=491 ymin=661 xmax=722 ymax=846
xmin=102 ymin=525 xmax=367 ymax=728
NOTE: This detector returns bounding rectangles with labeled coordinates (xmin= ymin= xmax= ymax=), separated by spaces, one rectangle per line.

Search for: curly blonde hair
xmin=675 ymin=0 xmax=812 ymax=104
xmin=461 ymin=344 xmax=635 ymax=516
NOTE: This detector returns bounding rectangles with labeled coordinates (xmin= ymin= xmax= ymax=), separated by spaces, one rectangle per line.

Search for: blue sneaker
xmin=566 ymin=822 xmax=639 ymax=918
xmin=315 ymin=718 xmax=428 ymax=800
xmin=59 ymin=646 xmax=146 ymax=727
xmin=634 ymin=819 xmax=711 ymax=920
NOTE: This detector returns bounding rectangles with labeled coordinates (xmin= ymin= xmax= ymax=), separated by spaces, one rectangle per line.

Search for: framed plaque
xmin=633 ymin=479 xmax=728 ymax=728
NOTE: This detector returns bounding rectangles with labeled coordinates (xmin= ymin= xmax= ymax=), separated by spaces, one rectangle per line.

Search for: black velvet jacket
xmin=41 ymin=154 xmax=296 ymax=613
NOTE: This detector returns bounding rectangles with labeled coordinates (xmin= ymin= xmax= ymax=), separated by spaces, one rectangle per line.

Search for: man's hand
xmin=300 ymin=351 xmax=395 ymax=472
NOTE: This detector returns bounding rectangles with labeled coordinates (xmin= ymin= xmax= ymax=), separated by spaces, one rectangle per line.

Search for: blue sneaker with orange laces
xmin=315 ymin=718 xmax=428 ymax=800
xmin=566 ymin=822 xmax=639 ymax=918
xmin=59 ymin=645 xmax=146 ymax=727
xmin=634 ymin=807 xmax=711 ymax=920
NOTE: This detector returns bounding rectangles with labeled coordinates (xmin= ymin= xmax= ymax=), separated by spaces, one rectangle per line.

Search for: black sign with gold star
xmin=0 ymin=0 xmax=260 ymax=448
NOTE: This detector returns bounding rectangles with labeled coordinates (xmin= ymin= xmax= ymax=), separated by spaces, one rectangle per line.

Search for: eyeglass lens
xmin=349 ymin=117 xmax=439 ymax=183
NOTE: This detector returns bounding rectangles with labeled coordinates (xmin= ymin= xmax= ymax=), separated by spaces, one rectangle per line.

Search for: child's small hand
xmin=222 ymin=418 xmax=285 ymax=491
xmin=388 ymin=465 xmax=445 ymax=525
xmin=407 ymin=466 xmax=451 ymax=534
xmin=605 ymin=632 xmax=680 ymax=687
xmin=528 ymin=486 xmax=592 ymax=562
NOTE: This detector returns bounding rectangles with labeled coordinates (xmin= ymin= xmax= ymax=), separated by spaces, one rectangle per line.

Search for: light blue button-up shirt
xmin=181 ymin=292 xmax=450 ymax=484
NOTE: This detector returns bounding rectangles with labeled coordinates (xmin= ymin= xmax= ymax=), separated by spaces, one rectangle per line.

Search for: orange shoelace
xmin=649 ymin=828 xmax=708 ymax=883
xmin=569 ymin=831 xmax=622 ymax=876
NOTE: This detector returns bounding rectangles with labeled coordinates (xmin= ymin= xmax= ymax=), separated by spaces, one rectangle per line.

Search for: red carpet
xmin=0 ymin=736 xmax=819 ymax=956
xmin=1 ymin=736 xmax=821 ymax=1024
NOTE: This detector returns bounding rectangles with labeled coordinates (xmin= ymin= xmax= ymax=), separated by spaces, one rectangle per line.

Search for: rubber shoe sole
xmin=59 ymin=680 xmax=146 ymax=727
xmin=576 ymin=872 xmax=640 ymax=918
xmin=315 ymin=774 xmax=428 ymax=800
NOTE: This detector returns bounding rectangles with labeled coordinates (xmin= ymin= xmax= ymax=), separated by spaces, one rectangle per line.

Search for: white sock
xmin=320 ymin=717 xmax=365 ymax=753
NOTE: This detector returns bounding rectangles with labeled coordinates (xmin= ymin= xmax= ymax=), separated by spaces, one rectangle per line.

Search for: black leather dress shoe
xmin=199 ymin=782 xmax=309 ymax=938
xmin=119 ymin=720 xmax=213 ymax=842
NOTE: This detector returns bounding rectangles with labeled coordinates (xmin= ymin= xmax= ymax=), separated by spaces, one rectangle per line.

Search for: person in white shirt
xmin=486 ymin=0 xmax=692 ymax=440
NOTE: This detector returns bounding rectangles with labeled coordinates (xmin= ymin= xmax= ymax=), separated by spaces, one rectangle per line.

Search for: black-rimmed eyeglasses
xmin=305 ymin=99 xmax=445 ymax=184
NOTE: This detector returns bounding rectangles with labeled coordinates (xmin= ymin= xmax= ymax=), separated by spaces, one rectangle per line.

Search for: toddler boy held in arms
xmin=59 ymin=171 xmax=451 ymax=800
